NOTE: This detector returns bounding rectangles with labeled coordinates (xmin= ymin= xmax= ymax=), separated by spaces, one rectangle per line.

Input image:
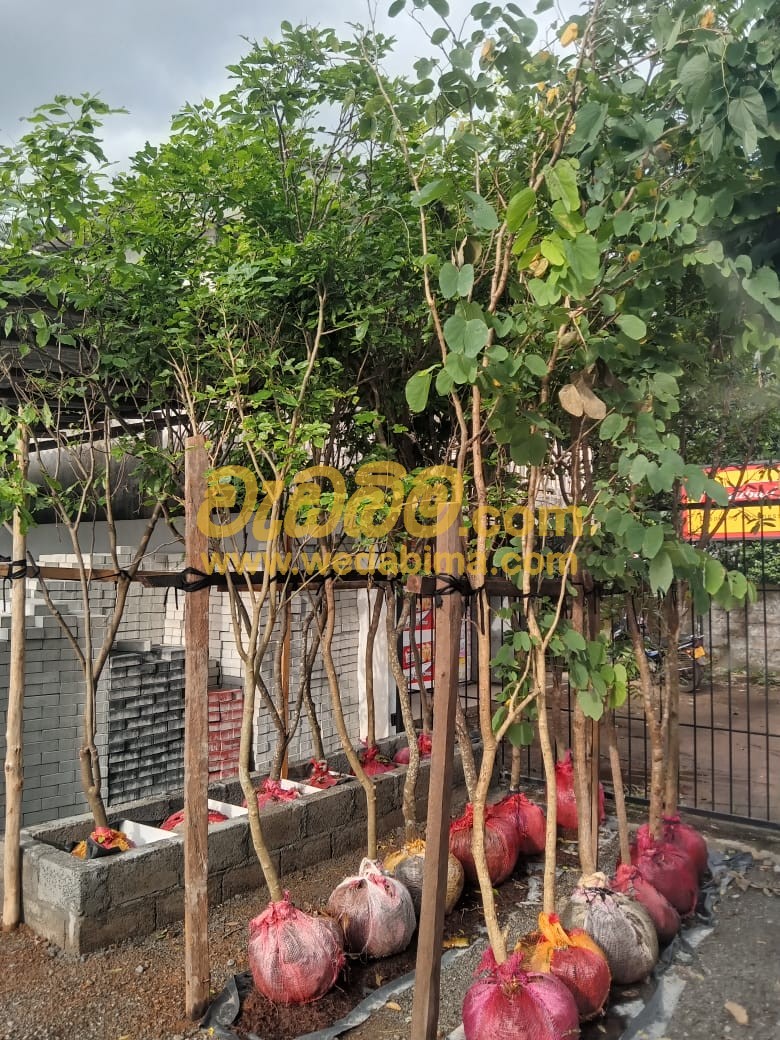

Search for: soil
xmin=232 ymin=841 xmax=591 ymax=1040
xmin=1 ymin=806 xmax=778 ymax=1040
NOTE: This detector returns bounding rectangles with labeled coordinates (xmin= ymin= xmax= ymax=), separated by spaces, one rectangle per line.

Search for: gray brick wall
xmin=0 ymin=547 xmax=377 ymax=829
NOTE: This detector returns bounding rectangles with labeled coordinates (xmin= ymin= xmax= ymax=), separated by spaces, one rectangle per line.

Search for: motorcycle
xmin=612 ymin=616 xmax=707 ymax=693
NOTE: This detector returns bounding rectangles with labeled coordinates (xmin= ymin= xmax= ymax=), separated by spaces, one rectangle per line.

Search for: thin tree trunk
xmin=509 ymin=746 xmax=522 ymax=791
xmin=239 ymin=672 xmax=283 ymax=903
xmin=625 ymin=595 xmax=664 ymax=837
xmin=409 ymin=596 xmax=433 ymax=734
xmin=300 ymin=598 xmax=325 ymax=762
xmin=2 ymin=422 xmax=28 ymax=930
xmin=364 ymin=586 xmax=384 ymax=748
xmin=454 ymin=696 xmax=478 ymax=801
xmin=386 ymin=590 xmax=418 ymax=840
xmin=320 ymin=578 xmax=378 ymax=859
xmin=571 ymin=586 xmax=595 ymax=874
xmin=604 ymin=710 xmax=631 ymax=866
xmin=269 ymin=606 xmax=289 ymax=781
xmin=550 ymin=662 xmax=566 ymax=760
xmin=663 ymin=587 xmax=681 ymax=816
xmin=535 ymin=645 xmax=558 ymax=913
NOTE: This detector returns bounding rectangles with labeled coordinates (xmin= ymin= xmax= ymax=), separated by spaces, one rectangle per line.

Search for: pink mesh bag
xmin=248 ymin=893 xmax=345 ymax=1004
xmin=326 ymin=858 xmax=416 ymax=958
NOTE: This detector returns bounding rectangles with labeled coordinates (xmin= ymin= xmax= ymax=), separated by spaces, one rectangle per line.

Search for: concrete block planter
xmin=5 ymin=733 xmax=479 ymax=954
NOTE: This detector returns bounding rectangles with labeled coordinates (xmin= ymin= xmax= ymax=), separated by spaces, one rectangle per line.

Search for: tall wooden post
xmin=410 ymin=514 xmax=462 ymax=1038
xmin=184 ymin=435 xmax=210 ymax=1019
xmin=2 ymin=422 xmax=29 ymax=930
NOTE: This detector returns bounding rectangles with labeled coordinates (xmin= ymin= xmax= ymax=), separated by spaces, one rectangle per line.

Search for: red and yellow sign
xmin=682 ymin=463 xmax=780 ymax=541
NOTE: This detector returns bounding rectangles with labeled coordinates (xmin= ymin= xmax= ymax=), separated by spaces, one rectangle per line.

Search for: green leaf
xmin=388 ymin=0 xmax=406 ymax=15
xmin=540 ymin=236 xmax=565 ymax=266
xmin=443 ymin=314 xmax=489 ymax=356
xmin=649 ymin=551 xmax=674 ymax=595
xmin=465 ymin=190 xmax=499 ymax=230
xmin=577 ymin=686 xmax=604 ymax=721
xmin=428 ymin=0 xmax=450 ymax=14
xmin=599 ymin=413 xmax=627 ymax=441
xmin=678 ymin=52 xmax=711 ymax=90
xmin=444 ymin=351 xmax=478 ymax=384
xmin=458 ymin=264 xmax=475 ymax=297
xmin=509 ymin=430 xmax=548 ymax=466
xmin=506 ymin=188 xmax=536 ymax=231
xmin=405 ymin=369 xmax=434 ymax=412
xmin=543 ymin=159 xmax=579 ymax=212
xmin=3 ymin=316 xmax=12 ymax=338
xmin=492 ymin=706 xmax=508 ymax=732
xmin=642 ymin=525 xmax=665 ymax=559
xmin=562 ymin=628 xmax=587 ymax=652
xmin=412 ymin=179 xmax=448 ymax=205
xmin=506 ymin=721 xmax=535 ymax=748
xmin=616 ymin=314 xmax=647 ymax=340
xmin=704 ymin=557 xmax=726 ymax=595
xmin=435 ymin=367 xmax=455 ymax=396
xmin=524 ymin=353 xmax=548 ymax=377
xmin=727 ymin=89 xmax=767 ymax=155
xmin=511 ymin=216 xmax=538 ymax=255
xmin=568 ymin=101 xmax=607 ymax=151
xmin=628 ymin=453 xmax=651 ymax=483
xmin=439 ymin=262 xmax=459 ymax=299
xmin=564 ymin=233 xmax=600 ymax=282
xmin=613 ymin=211 xmax=635 ymax=236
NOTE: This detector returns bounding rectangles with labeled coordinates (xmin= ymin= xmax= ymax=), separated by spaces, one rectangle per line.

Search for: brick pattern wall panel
xmin=105 ymin=646 xmax=185 ymax=804
xmin=208 ymin=688 xmax=243 ymax=780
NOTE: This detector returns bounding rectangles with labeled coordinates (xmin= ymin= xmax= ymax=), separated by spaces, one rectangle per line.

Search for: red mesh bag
xmin=660 ymin=815 xmax=708 ymax=877
xmin=243 ymin=778 xmax=300 ymax=809
xmin=160 ymin=809 xmax=228 ymax=832
xmin=554 ymin=750 xmax=605 ymax=833
xmin=527 ymin=912 xmax=611 ymax=1021
xmin=630 ymin=830 xmax=698 ymax=917
xmin=248 ymin=893 xmax=345 ymax=1004
xmin=612 ymin=863 xmax=680 ymax=944
xmin=354 ymin=744 xmax=394 ymax=776
xmin=449 ymin=804 xmax=520 ymax=886
xmin=463 ymin=949 xmax=580 ymax=1040
xmin=306 ymin=760 xmax=339 ymax=789
xmin=492 ymin=793 xmax=546 ymax=856
xmin=393 ymin=732 xmax=433 ymax=765
xmin=326 ymin=858 xmax=416 ymax=958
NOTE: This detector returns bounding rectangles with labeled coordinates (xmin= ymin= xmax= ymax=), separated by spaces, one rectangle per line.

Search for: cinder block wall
xmin=0 ymin=549 xmax=374 ymax=829
xmin=0 ymin=602 xmax=102 ymax=828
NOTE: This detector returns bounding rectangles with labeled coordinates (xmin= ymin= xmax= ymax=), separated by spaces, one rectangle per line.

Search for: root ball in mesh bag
xmin=562 ymin=872 xmax=658 ymax=985
xmin=326 ymin=858 xmax=416 ymax=958
xmin=248 ymin=893 xmax=345 ymax=1004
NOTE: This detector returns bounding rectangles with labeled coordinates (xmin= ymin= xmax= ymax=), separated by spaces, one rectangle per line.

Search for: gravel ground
xmin=0 ymin=808 xmax=777 ymax=1040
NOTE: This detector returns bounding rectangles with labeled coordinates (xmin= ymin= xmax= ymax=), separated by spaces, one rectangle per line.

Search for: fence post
xmin=184 ymin=435 xmax=210 ymax=1019
xmin=410 ymin=512 xmax=462 ymax=1038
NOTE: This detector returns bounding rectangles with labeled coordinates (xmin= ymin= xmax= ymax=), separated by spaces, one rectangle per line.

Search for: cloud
xmin=1 ymin=0 xmax=573 ymax=164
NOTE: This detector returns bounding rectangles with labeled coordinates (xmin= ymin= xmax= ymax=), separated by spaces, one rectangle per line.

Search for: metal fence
xmin=396 ymin=510 xmax=780 ymax=828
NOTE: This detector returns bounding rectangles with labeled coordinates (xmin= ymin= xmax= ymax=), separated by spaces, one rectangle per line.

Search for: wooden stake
xmin=410 ymin=515 xmax=461 ymax=1039
xmin=2 ymin=421 xmax=28 ymax=931
xmin=184 ymin=435 xmax=210 ymax=1019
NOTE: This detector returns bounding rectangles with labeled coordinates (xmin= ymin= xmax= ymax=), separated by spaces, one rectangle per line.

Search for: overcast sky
xmin=1 ymin=0 xmax=577 ymax=167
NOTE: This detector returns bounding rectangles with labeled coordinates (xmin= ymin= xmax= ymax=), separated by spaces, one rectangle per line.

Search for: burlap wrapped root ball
xmin=327 ymin=858 xmax=416 ymax=958
xmin=384 ymin=839 xmax=464 ymax=916
xmin=526 ymin=911 xmax=611 ymax=1021
xmin=562 ymin=872 xmax=658 ymax=985
xmin=248 ymin=893 xmax=345 ymax=1004
xmin=462 ymin=949 xmax=580 ymax=1040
